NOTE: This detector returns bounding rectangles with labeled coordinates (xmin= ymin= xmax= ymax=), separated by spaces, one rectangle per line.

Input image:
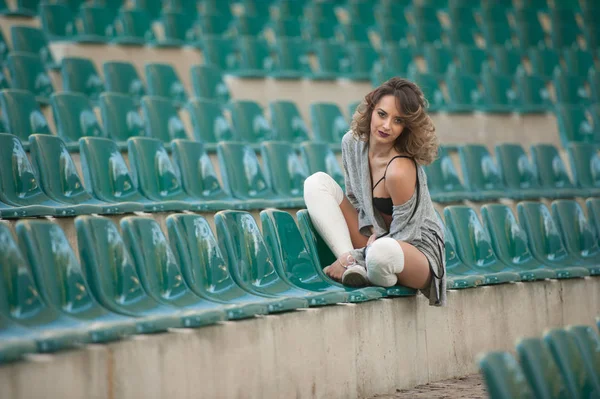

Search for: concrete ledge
xmin=1 ymin=278 xmax=598 ymax=399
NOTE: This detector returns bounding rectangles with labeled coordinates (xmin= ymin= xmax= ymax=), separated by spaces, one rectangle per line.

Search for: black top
xmin=372 ymin=155 xmax=417 ymax=215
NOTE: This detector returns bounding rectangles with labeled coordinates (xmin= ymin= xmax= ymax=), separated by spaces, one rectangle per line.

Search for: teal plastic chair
xmin=127 ymin=137 xmax=204 ymax=211
xmin=166 ymin=214 xmax=273 ymax=317
xmin=199 ymin=37 xmax=238 ymax=72
xmin=0 ymin=223 xmax=88 ymax=352
xmin=269 ymin=18 xmax=302 ymax=39
xmin=51 ymin=92 xmax=104 ymax=150
xmin=241 ymin=0 xmax=273 ymax=18
xmin=10 ymin=26 xmax=59 ymax=70
xmin=567 ymin=143 xmax=600 ymax=196
xmin=554 ymin=72 xmax=591 ymax=105
xmin=0 ymin=89 xmax=52 ymax=149
xmin=480 ymin=71 xmax=517 ymax=113
xmin=75 ymin=215 xmax=196 ymax=333
xmin=132 ymin=0 xmax=162 ymax=20
xmin=423 ymin=44 xmax=454 ymax=76
xmin=423 ymin=146 xmax=470 ymax=202
xmin=456 ymin=45 xmax=488 ymax=76
xmin=260 ymin=209 xmax=354 ymax=304
xmin=113 ymin=8 xmax=155 ymax=45
xmin=338 ymin=23 xmax=370 ymax=44
xmin=478 ymin=352 xmax=535 ymax=399
xmin=229 ymin=100 xmax=275 ymax=143
xmin=555 ymin=105 xmax=596 ymax=147
xmin=494 ymin=143 xmax=544 ymax=199
xmin=516 ymin=337 xmax=570 ymax=399
xmin=544 ymin=329 xmax=600 ymax=398
xmin=490 ymin=46 xmax=522 ymax=76
xmin=589 ymin=69 xmax=600 ymax=103
xmin=295 ymin=209 xmax=408 ymax=298
xmin=299 ymin=141 xmax=345 ymax=189
xmin=447 ymin=23 xmax=477 ymax=48
xmin=158 ymin=10 xmax=196 ymax=47
xmin=260 ymin=141 xmax=307 ymax=207
xmin=564 ymin=48 xmax=595 ymax=77
xmin=269 ymin=100 xmax=310 ymax=142
xmin=0 ymin=310 xmax=37 ymax=364
xmin=517 ymin=201 xmax=590 ymax=275
xmin=102 ymin=61 xmax=146 ymax=104
xmin=567 ymin=325 xmax=600 ymax=387
xmin=551 ymin=200 xmax=600 ymax=276
xmin=303 ymin=20 xmax=337 ymax=42
xmin=586 ymin=197 xmax=600 ymax=238
xmin=528 ymin=48 xmax=560 ymax=81
xmin=409 ymin=71 xmax=447 ymax=112
xmin=170 ymin=139 xmax=240 ymax=210
xmin=482 ymin=22 xmax=514 ymax=48
xmin=303 ymin=1 xmax=337 ymax=22
xmin=375 ymin=21 xmax=409 ymax=44
xmin=98 ymin=92 xmax=145 ymax=146
xmin=140 ymin=96 xmax=188 ymax=142
xmin=234 ymin=37 xmax=273 ymax=78
xmin=17 ymin=220 xmax=137 ymax=343
xmin=199 ymin=0 xmax=233 ymax=18
xmin=187 ymin=98 xmax=236 ymax=148
xmin=482 ymin=203 xmax=586 ymax=280
xmin=61 ymin=57 xmax=104 ymax=103
xmin=190 ymin=64 xmax=230 ymax=104
xmin=530 ymin=144 xmax=582 ymax=198
xmin=515 ymin=72 xmax=552 ymax=113
xmin=311 ymin=41 xmax=347 ymax=80
xmin=78 ymin=5 xmax=115 ymax=43
xmin=446 ymin=70 xmax=483 ymax=113
xmin=39 ymin=3 xmax=77 ymax=41
xmin=144 ymin=63 xmax=187 ymax=105
xmin=550 ymin=21 xmax=580 ymax=49
xmin=215 ymin=210 xmax=325 ymax=309
xmin=444 ymin=206 xmax=521 ymax=284
xmin=309 ymin=102 xmax=348 ymax=145
xmin=515 ymin=20 xmax=547 ymax=50
xmin=374 ymin=43 xmax=413 ymax=78
xmin=344 ymin=42 xmax=379 ymax=81
xmin=270 ymin=38 xmax=310 ymax=79
xmin=29 ymin=134 xmax=123 ymax=215
xmin=197 ymin=15 xmax=233 ymax=37
xmin=458 ymin=144 xmax=508 ymax=201
xmin=120 ymin=217 xmax=227 ymax=327
xmin=6 ymin=52 xmax=54 ymax=104
xmin=410 ymin=23 xmax=444 ymax=54
xmin=275 ymin=0 xmax=307 ymax=20
xmin=0 ymin=0 xmax=39 ymax=16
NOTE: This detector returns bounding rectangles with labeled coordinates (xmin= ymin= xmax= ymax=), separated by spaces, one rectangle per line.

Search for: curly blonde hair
xmin=350 ymin=77 xmax=439 ymax=165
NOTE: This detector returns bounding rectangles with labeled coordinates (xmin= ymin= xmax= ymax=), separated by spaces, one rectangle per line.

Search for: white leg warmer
xmin=303 ymin=172 xmax=354 ymax=258
xmin=366 ymin=237 xmax=405 ymax=287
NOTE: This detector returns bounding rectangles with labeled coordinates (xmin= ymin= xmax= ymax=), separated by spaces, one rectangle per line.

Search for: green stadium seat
xmin=199 ymin=36 xmax=238 ymax=71
xmin=338 ymin=23 xmax=370 ymax=44
xmin=234 ymin=37 xmax=273 ymax=78
xmin=17 ymin=220 xmax=138 ymax=343
xmin=375 ymin=21 xmax=409 ymax=44
xmin=215 ymin=210 xmax=336 ymax=308
xmin=140 ymin=95 xmax=188 ymax=142
xmin=456 ymin=45 xmax=488 ymax=76
xmin=127 ymin=137 xmax=204 ymax=211
xmin=589 ymin=69 xmax=600 ymax=103
xmin=423 ymin=146 xmax=469 ymax=202
xmin=242 ymin=0 xmax=273 ymax=17
xmin=303 ymin=1 xmax=338 ymax=22
xmin=515 ymin=21 xmax=546 ymax=49
xmin=78 ymin=137 xmax=146 ymax=212
xmin=217 ymin=142 xmax=291 ymax=208
xmin=445 ymin=70 xmax=483 ymax=112
xmin=530 ymin=144 xmax=581 ymax=197
xmin=311 ymin=41 xmax=347 ymax=80
xmin=494 ymin=143 xmax=543 ymax=199
xmin=444 ymin=206 xmax=521 ymax=284
xmin=299 ymin=142 xmax=345 ymax=188
xmin=0 ymin=28 xmax=6 ymax=63
xmin=270 ymin=37 xmax=310 ymax=79
xmin=78 ymin=5 xmax=115 ymax=43
xmin=190 ymin=64 xmax=230 ymax=103
xmin=102 ymin=61 xmax=146 ymax=104
xmin=528 ymin=48 xmax=560 ymax=81
xmin=269 ymin=18 xmax=302 ymax=39
xmin=423 ymin=44 xmax=454 ymax=76
xmin=232 ymin=15 xmax=268 ymax=36
xmin=158 ymin=10 xmax=196 ymax=47
xmin=375 ymin=43 xmax=413 ymax=77
xmin=482 ymin=203 xmax=583 ymax=280
xmin=260 ymin=141 xmax=306 ymax=207
xmin=344 ymin=42 xmax=378 ymax=81
xmin=447 ymin=24 xmax=476 ymax=48
xmin=145 ymin=63 xmax=187 ymax=105
xmin=51 ymin=92 xmax=104 ymax=150
xmin=113 ymin=8 xmax=155 ymax=45
xmin=132 ymin=0 xmax=162 ymax=20
xmin=6 ymin=52 xmax=54 ymax=104
xmin=458 ymin=144 xmax=508 ymax=200
xmin=584 ymin=25 xmax=600 ymax=50
xmin=564 ymin=48 xmax=595 ymax=76
xmin=409 ymin=72 xmax=447 ymax=112
xmin=199 ymin=0 xmax=233 ymax=18
xmin=514 ymin=72 xmax=552 ymax=113
xmin=480 ymin=71 xmax=517 ymax=113
xmin=482 ymin=22 xmax=514 ymax=48
xmin=274 ymin=0 xmax=307 ymax=19
xmin=0 ymin=89 xmax=52 ymax=149
xmin=186 ymin=98 xmax=235 ymax=147
xmin=98 ymin=92 xmax=144 ymax=145
xmin=551 ymin=200 xmax=600 ymax=275
xmin=345 ymin=1 xmax=375 ymax=25
xmin=39 ymin=3 xmax=77 ymax=41
xmin=517 ymin=201 xmax=590 ymax=274
xmin=309 ymin=102 xmax=348 ymax=145
xmin=410 ymin=22 xmax=444 ymax=53
xmin=10 ymin=26 xmax=59 ymax=70
xmin=229 ymin=100 xmax=275 ymax=143
xmin=566 ymin=325 xmax=600 ymax=385
xmin=567 ymin=143 xmax=600 ymax=196
xmin=490 ymin=46 xmax=522 ymax=76
xmin=197 ymin=15 xmax=232 ymax=36
xmin=170 ymin=139 xmax=240 ymax=210
xmin=120 ymin=216 xmax=227 ymax=327
xmin=0 ymin=0 xmax=39 ymax=16
xmin=478 ymin=352 xmax=535 ymax=399
xmin=544 ymin=329 xmax=600 ymax=398
xmin=0 ymin=224 xmax=89 ymax=352
xmin=586 ymin=197 xmax=600 ymax=236
xmin=411 ymin=5 xmax=439 ymax=23
xmin=0 ymin=309 xmax=37 ymax=364
xmin=516 ymin=337 xmax=570 ymax=399
xmin=269 ymin=100 xmax=310 ymax=142
xmin=166 ymin=214 xmax=272 ymax=318
xmin=61 ymin=57 xmax=104 ymax=103
xmin=447 ymin=5 xmax=477 ymax=30
xmin=295 ymin=209 xmax=387 ymax=299
xmin=553 ymin=71 xmax=591 ymax=105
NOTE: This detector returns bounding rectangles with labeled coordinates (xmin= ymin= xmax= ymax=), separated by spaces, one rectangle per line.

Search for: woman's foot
xmin=342 ymin=265 xmax=369 ymax=287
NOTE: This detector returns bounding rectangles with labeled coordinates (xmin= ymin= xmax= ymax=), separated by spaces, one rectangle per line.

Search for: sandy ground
xmin=369 ymin=374 xmax=487 ymax=399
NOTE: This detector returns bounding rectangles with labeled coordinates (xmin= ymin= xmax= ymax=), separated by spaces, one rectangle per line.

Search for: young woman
xmin=303 ymin=77 xmax=446 ymax=306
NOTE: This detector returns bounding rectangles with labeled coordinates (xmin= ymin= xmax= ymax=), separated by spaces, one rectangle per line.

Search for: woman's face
xmin=369 ymin=94 xmax=405 ymax=145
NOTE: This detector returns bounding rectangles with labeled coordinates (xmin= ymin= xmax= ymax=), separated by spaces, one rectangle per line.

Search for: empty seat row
xmin=478 ymin=323 xmax=600 ymax=399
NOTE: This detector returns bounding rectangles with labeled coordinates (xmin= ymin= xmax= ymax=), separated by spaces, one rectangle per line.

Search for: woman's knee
xmin=366 ymin=238 xmax=405 ymax=287
xmin=303 ymin=172 xmax=343 ymax=204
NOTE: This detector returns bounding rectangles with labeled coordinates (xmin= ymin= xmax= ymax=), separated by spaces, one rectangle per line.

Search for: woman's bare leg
xmin=394 ymin=241 xmax=432 ymax=290
xmin=339 ymin=197 xmax=369 ymax=249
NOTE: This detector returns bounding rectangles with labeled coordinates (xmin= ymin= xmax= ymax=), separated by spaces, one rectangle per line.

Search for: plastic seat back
xmin=99 ymin=92 xmax=145 ymax=142
xmin=410 ymin=72 xmax=446 ymax=111
xmin=237 ymin=37 xmax=272 ymax=77
xmin=483 ymin=22 xmax=513 ymax=48
xmin=6 ymin=52 xmax=54 ymax=102
xmin=481 ymin=71 xmax=516 ymax=111
xmin=478 ymin=352 xmax=535 ymax=399
xmin=0 ymin=89 xmax=51 ymax=144
xmin=299 ymin=141 xmax=345 ymax=189
xmin=200 ymin=37 xmax=238 ymax=71
xmin=551 ymin=200 xmax=600 ymax=267
xmin=312 ymin=41 xmax=347 ymax=78
xmin=567 ymin=143 xmax=600 ymax=191
xmin=491 ymin=46 xmax=522 ymax=75
xmin=190 ymin=64 xmax=230 ymax=103
xmin=271 ymin=37 xmax=310 ymax=79
xmin=79 ymin=5 xmax=115 ymax=42
xmin=456 ymin=45 xmax=488 ymax=75
xmin=186 ymin=98 xmax=235 ymax=143
xmin=564 ymin=48 xmax=595 ymax=77
xmin=446 ymin=70 xmax=482 ymax=110
xmin=10 ymin=26 xmax=57 ymax=69
xmin=269 ymin=100 xmax=310 ymax=142
xmin=423 ymin=146 xmax=467 ymax=200
xmin=40 ymin=3 xmax=77 ymax=40
xmin=459 ymin=144 xmax=506 ymax=194
xmin=495 ymin=143 xmax=541 ymax=194
xmin=161 ymin=10 xmax=195 ymax=45
xmin=528 ymin=48 xmax=560 ymax=80
xmin=132 ymin=0 xmax=162 ymax=20
xmin=554 ymin=72 xmax=590 ymax=105
xmin=309 ymin=102 xmax=348 ymax=143
xmin=423 ymin=44 xmax=453 ymax=76
xmin=103 ymin=61 xmax=146 ymax=102
xmin=530 ymin=144 xmax=578 ymax=194
xmin=229 ymin=100 xmax=274 ymax=142
xmin=260 ymin=141 xmax=307 ymax=198
xmin=51 ymin=92 xmax=104 ymax=143
xmin=114 ymin=9 xmax=155 ymax=44
xmin=61 ymin=57 xmax=105 ymax=102
xmin=555 ymin=104 xmax=599 ymax=146
xmin=515 ymin=21 xmax=546 ymax=50
xmin=345 ymin=42 xmax=378 ymax=80
xmin=145 ymin=63 xmax=187 ymax=104
xmin=515 ymin=73 xmax=551 ymax=112
xmin=140 ymin=96 xmax=188 ymax=142
xmin=516 ymin=337 xmax=569 ymax=399
xmin=567 ymin=326 xmax=600 ymax=384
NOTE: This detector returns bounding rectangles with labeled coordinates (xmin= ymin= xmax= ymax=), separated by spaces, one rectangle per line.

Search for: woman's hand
xmin=323 ymin=252 xmax=354 ymax=282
